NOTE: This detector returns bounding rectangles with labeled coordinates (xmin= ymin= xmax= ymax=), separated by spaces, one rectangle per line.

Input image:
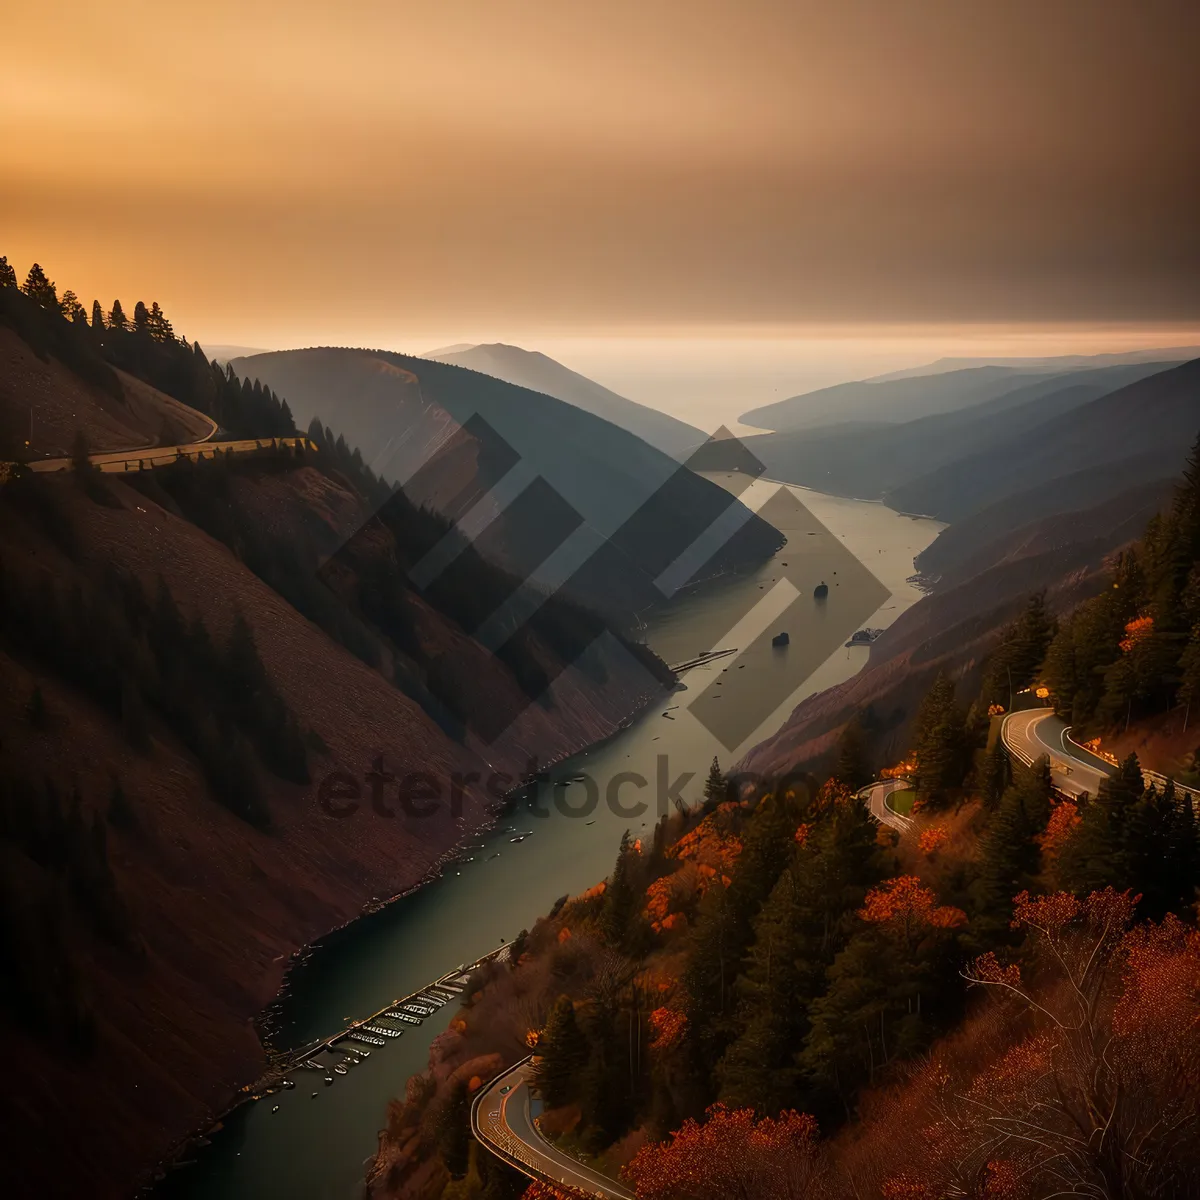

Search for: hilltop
xmin=234 ymin=346 xmax=781 ymax=624
xmin=422 ymin=342 xmax=705 ymax=457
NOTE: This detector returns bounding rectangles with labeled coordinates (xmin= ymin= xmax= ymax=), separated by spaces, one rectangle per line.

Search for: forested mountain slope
xmin=235 ymin=346 xmax=782 ymax=623
xmin=740 ymin=461 xmax=1189 ymax=781
xmin=0 ymin=264 xmax=674 ymax=1198
xmin=888 ymin=356 xmax=1199 ymax=521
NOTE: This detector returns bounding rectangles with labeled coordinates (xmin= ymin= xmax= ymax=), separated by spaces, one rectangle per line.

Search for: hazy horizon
xmin=208 ymin=323 xmax=1200 ymax=433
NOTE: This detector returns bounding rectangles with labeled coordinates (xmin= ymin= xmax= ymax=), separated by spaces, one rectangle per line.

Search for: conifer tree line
xmin=1 ymin=253 xmax=294 ymax=440
xmin=521 ymin=774 xmax=972 ymax=1148
xmin=466 ymin=746 xmax=1199 ymax=1199
xmin=523 ymin=445 xmax=1200 ymax=1169
xmin=0 ymin=508 xmax=307 ymax=828
xmin=895 ymin=439 xmax=1200 ymax=814
xmin=880 ymin=456 xmax=1200 ymax=928
xmin=1041 ymin=433 xmax=1200 ymax=731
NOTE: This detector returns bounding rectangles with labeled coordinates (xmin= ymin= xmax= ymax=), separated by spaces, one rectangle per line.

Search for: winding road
xmin=26 ymin=434 xmax=312 ymax=475
xmin=1001 ymin=707 xmax=1114 ymax=799
xmin=472 ymin=1057 xmax=636 ymax=1200
xmin=859 ymin=778 xmax=914 ymax=832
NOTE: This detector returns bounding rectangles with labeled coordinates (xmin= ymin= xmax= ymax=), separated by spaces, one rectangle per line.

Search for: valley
xmin=153 ymin=478 xmax=941 ymax=1200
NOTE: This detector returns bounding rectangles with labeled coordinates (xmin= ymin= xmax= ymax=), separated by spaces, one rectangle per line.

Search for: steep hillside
xmin=0 ymin=327 xmax=215 ymax=459
xmin=423 ymin=342 xmax=705 ymax=456
xmin=234 ymin=347 xmax=783 ymax=623
xmin=888 ymin=356 xmax=1200 ymax=521
xmin=738 ymin=362 xmax=1171 ymax=501
xmin=740 ymin=477 xmax=1175 ymax=778
xmin=0 ymin=288 xmax=676 ymax=1197
xmin=915 ymin=456 xmax=1179 ymax=581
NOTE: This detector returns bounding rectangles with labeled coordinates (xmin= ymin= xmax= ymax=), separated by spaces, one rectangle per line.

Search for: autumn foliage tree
xmin=624 ymin=1104 xmax=825 ymax=1200
xmin=933 ymin=889 xmax=1200 ymax=1200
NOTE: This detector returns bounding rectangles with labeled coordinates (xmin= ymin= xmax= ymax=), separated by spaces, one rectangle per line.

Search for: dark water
xmin=154 ymin=482 xmax=939 ymax=1200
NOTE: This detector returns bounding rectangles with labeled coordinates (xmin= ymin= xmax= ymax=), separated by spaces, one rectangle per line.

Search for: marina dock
xmin=244 ymin=942 xmax=512 ymax=1096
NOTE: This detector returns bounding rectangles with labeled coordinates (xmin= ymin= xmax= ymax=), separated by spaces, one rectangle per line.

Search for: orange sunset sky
xmin=3 ymin=0 xmax=1198 ymax=350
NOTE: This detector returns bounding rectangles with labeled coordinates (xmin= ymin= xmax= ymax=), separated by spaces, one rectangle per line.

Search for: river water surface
xmin=156 ymin=480 xmax=941 ymax=1200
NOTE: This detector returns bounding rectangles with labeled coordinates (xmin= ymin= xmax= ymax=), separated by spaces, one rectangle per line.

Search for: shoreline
xmin=140 ymin=679 xmax=673 ymax=1193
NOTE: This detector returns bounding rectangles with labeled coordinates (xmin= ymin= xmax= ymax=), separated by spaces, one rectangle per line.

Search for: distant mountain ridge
xmin=740 ymin=364 xmax=1063 ymax=432
xmin=887 ymin=356 xmax=1200 ymax=521
xmin=737 ymin=361 xmax=1175 ymax=504
xmin=868 ymin=345 xmax=1200 ymax=382
xmin=741 ymin=345 xmax=1200 ymax=432
xmin=235 ymin=346 xmax=781 ymax=624
xmin=422 ymin=342 xmax=705 ymax=456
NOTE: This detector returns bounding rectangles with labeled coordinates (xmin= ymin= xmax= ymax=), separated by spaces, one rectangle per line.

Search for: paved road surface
xmin=26 ymin=435 xmax=311 ymax=475
xmin=472 ymin=1058 xmax=636 ymax=1199
xmin=860 ymin=778 xmax=914 ymax=832
xmin=1001 ymin=707 xmax=1114 ymax=799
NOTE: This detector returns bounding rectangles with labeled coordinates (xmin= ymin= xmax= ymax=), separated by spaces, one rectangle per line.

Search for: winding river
xmin=156 ymin=480 xmax=941 ymax=1200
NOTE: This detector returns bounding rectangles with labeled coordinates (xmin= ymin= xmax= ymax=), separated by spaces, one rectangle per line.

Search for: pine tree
xmin=702 ymin=756 xmax=727 ymax=814
xmin=1041 ymin=612 xmax=1081 ymax=718
xmin=1057 ymin=754 xmax=1146 ymax=900
xmin=147 ymin=301 xmax=174 ymax=343
xmin=601 ymin=830 xmax=639 ymax=948
xmin=834 ymin=717 xmax=870 ymax=790
xmin=1174 ymin=433 xmax=1200 ymax=579
xmin=0 ymin=255 xmax=16 ymax=288
xmin=21 ymin=263 xmax=58 ymax=309
xmin=1179 ymin=624 xmax=1200 ymax=732
xmin=108 ymin=299 xmax=127 ymax=330
xmin=715 ymin=862 xmax=811 ymax=1114
xmin=683 ymin=793 xmax=800 ymax=1086
xmin=59 ymin=289 xmax=86 ymax=323
xmin=980 ymin=592 xmax=1056 ymax=711
xmin=717 ymin=796 xmax=883 ymax=1115
xmin=912 ymin=673 xmax=966 ymax=808
xmin=578 ymin=982 xmax=631 ymax=1148
xmin=970 ymin=759 xmax=1052 ymax=944
xmin=980 ymin=735 xmax=1011 ymax=809
xmin=534 ymin=995 xmax=589 ymax=1108
xmin=133 ymin=301 xmax=150 ymax=332
xmin=90 ymin=299 xmax=105 ymax=330
xmin=800 ymin=874 xmax=964 ymax=1112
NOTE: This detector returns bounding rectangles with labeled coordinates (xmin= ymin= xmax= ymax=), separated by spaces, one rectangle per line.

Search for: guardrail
xmin=1006 ymin=712 xmax=1200 ymax=808
xmin=1062 ymin=725 xmax=1200 ymax=803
